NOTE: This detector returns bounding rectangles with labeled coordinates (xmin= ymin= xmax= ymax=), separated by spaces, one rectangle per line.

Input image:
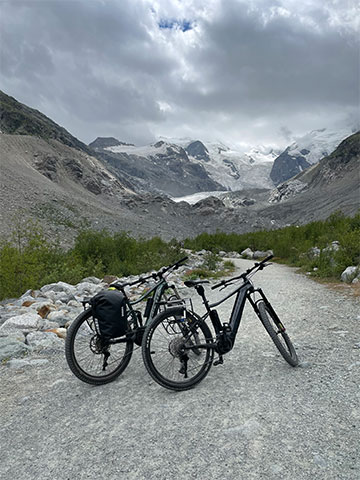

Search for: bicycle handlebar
xmin=211 ymin=254 xmax=273 ymax=290
xmin=109 ymin=256 xmax=188 ymax=290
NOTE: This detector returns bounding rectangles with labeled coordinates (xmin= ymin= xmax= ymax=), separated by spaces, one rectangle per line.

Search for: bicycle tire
xmin=257 ymin=300 xmax=298 ymax=366
xmin=65 ymin=308 xmax=134 ymax=385
xmin=142 ymin=307 xmax=214 ymax=391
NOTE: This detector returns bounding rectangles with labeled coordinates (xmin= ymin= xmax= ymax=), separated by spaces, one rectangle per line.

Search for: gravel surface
xmin=1 ymin=258 xmax=359 ymax=480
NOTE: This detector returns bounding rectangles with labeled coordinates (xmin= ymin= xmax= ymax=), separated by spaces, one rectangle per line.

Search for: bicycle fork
xmin=249 ymin=288 xmax=286 ymax=334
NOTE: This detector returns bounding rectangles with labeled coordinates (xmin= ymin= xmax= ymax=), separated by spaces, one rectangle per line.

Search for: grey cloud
xmin=0 ymin=0 xmax=358 ymax=146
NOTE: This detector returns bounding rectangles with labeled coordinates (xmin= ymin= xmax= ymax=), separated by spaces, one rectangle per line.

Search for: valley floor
xmin=1 ymin=259 xmax=359 ymax=480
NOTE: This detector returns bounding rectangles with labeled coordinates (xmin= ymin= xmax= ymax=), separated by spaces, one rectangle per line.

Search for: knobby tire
xmin=258 ymin=300 xmax=298 ymax=366
xmin=142 ymin=307 xmax=214 ymax=391
xmin=65 ymin=308 xmax=134 ymax=385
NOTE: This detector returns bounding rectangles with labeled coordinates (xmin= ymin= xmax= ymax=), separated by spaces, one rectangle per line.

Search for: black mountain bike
xmin=65 ymin=257 xmax=187 ymax=385
xmin=142 ymin=255 xmax=298 ymax=391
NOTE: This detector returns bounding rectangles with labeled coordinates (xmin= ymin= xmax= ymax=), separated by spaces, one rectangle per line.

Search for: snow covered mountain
xmin=91 ymin=127 xmax=355 ymax=199
xmin=93 ymin=138 xmax=224 ymax=196
xmin=101 ymin=137 xmax=279 ymax=195
xmin=270 ymin=127 xmax=354 ymax=185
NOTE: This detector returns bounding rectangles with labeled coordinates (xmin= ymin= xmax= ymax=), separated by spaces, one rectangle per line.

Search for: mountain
xmin=89 ymin=137 xmax=135 ymax=149
xmin=96 ymin=137 xmax=278 ymax=195
xmin=0 ymin=93 xmax=278 ymax=241
xmin=1 ymin=90 xmax=357 ymax=244
xmin=92 ymin=139 xmax=224 ymax=196
xmin=264 ymin=131 xmax=360 ymax=222
xmin=0 ymin=90 xmax=93 ymax=155
xmin=270 ymin=128 xmax=354 ymax=185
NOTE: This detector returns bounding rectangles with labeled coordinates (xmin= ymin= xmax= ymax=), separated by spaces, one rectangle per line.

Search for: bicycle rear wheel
xmin=142 ymin=307 xmax=214 ymax=391
xmin=65 ymin=308 xmax=134 ymax=385
xmin=257 ymin=300 xmax=298 ymax=366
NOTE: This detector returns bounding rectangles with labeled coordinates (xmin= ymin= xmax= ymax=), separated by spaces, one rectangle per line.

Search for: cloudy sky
xmin=0 ymin=0 xmax=359 ymax=149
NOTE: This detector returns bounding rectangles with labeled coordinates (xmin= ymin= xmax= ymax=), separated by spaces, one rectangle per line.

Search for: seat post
xmin=195 ymin=285 xmax=211 ymax=311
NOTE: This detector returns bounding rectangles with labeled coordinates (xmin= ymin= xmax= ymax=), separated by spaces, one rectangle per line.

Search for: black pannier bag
xmin=89 ymin=290 xmax=128 ymax=340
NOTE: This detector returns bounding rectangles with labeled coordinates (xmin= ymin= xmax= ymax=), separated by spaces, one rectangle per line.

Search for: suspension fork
xmin=248 ymin=288 xmax=286 ymax=333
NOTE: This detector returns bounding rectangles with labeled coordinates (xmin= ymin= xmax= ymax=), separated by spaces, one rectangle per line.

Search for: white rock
xmin=241 ymin=248 xmax=254 ymax=259
xmin=341 ymin=266 xmax=359 ymax=283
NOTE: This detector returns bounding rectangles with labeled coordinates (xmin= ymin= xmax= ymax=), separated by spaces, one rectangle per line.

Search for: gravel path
xmin=1 ymin=259 xmax=359 ymax=480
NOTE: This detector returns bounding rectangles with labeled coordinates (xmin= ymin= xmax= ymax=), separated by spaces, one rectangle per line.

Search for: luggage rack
xmin=158 ymin=296 xmax=194 ymax=311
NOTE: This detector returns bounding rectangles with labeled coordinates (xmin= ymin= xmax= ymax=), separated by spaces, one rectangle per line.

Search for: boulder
xmin=0 ymin=337 xmax=29 ymax=361
xmin=26 ymin=331 xmax=64 ymax=350
xmin=241 ymin=248 xmax=254 ymax=259
xmin=0 ymin=313 xmax=42 ymax=334
xmin=253 ymin=250 xmax=273 ymax=260
xmin=80 ymin=276 xmax=102 ymax=284
xmin=341 ymin=266 xmax=359 ymax=283
xmin=40 ymin=281 xmax=76 ymax=295
xmin=47 ymin=310 xmax=71 ymax=326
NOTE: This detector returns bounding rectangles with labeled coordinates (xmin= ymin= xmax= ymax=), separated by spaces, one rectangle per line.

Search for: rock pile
xmin=0 ymin=269 xmax=185 ymax=363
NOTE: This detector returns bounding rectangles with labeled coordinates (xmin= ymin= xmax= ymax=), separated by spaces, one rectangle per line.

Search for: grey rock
xmin=25 ymin=331 xmax=64 ymax=350
xmin=341 ymin=266 xmax=359 ymax=283
xmin=241 ymin=248 xmax=254 ymax=259
xmin=80 ymin=276 xmax=102 ymax=284
xmin=0 ymin=337 xmax=29 ymax=361
xmin=0 ymin=313 xmax=42 ymax=333
xmin=253 ymin=250 xmax=272 ymax=259
xmin=47 ymin=310 xmax=71 ymax=326
xmin=40 ymin=281 xmax=76 ymax=295
xmin=308 ymin=247 xmax=321 ymax=258
xmin=20 ymin=296 xmax=37 ymax=305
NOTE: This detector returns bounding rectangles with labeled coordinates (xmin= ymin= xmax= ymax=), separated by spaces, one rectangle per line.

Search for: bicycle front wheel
xmin=257 ymin=301 xmax=298 ymax=366
xmin=142 ymin=307 xmax=214 ymax=391
xmin=65 ymin=308 xmax=134 ymax=385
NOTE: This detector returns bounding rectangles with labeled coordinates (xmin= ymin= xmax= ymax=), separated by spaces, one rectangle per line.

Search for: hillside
xmin=0 ymin=90 xmax=358 ymax=243
xmin=263 ymin=132 xmax=360 ymax=223
xmin=0 ymin=90 xmax=92 ymax=155
xmin=0 ymin=134 xmax=277 ymax=243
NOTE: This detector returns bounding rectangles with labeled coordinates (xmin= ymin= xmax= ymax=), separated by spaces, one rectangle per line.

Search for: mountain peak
xmin=89 ymin=137 xmax=134 ymax=149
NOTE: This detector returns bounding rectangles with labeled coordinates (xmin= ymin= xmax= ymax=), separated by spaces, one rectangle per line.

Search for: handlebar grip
xmin=262 ymin=254 xmax=274 ymax=263
xmin=164 ymin=256 xmax=189 ymax=273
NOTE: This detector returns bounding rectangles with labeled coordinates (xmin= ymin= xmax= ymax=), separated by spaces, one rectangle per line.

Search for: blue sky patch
xmin=158 ymin=19 xmax=192 ymax=32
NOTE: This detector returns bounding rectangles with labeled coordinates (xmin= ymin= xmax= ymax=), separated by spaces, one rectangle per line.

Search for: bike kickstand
xmin=213 ymin=355 xmax=224 ymax=366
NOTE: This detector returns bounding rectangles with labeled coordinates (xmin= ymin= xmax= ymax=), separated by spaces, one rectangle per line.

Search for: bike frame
xmin=127 ymin=277 xmax=180 ymax=325
xmin=186 ymin=277 xmax=284 ymax=354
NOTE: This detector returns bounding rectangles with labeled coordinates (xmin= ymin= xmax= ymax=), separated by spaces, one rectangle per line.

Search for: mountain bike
xmin=65 ymin=257 xmax=188 ymax=385
xmin=142 ymin=255 xmax=298 ymax=391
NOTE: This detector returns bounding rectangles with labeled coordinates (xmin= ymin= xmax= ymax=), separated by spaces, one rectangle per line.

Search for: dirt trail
xmin=1 ymin=259 xmax=359 ymax=480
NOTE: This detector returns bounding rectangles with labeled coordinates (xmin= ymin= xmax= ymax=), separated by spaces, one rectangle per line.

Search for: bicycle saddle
xmin=184 ymin=280 xmax=210 ymax=288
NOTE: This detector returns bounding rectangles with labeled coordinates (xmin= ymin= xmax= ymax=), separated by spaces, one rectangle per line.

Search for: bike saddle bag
xmin=89 ymin=290 xmax=127 ymax=339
